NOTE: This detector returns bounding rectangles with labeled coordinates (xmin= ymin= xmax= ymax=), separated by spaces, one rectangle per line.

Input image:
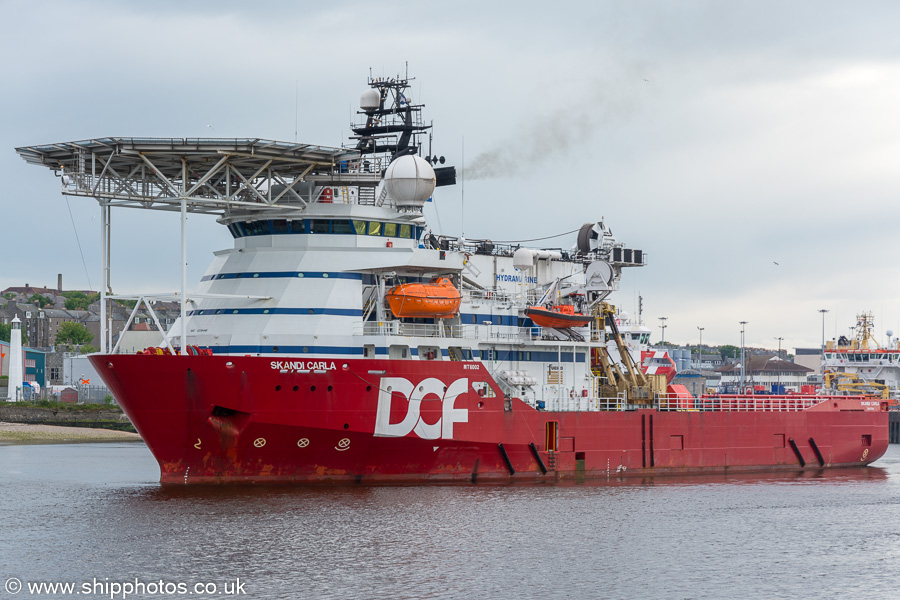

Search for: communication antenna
xmin=461 ymin=135 xmax=465 ymax=239
xmin=294 ymin=80 xmax=298 ymax=143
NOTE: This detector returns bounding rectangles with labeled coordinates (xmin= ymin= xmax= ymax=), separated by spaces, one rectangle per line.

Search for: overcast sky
xmin=2 ymin=0 xmax=899 ymax=351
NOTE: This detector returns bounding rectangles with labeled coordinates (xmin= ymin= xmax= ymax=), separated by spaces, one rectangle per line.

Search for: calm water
xmin=1 ymin=442 xmax=899 ymax=600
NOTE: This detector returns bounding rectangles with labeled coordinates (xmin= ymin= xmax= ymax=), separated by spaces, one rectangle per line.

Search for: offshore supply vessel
xmin=17 ymin=74 xmax=888 ymax=483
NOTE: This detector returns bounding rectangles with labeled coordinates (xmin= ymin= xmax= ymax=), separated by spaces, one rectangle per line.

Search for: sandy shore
xmin=0 ymin=422 xmax=143 ymax=444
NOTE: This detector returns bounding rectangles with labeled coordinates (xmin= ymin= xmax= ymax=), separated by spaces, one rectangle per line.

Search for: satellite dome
xmin=513 ymin=248 xmax=535 ymax=270
xmin=384 ymin=155 xmax=436 ymax=208
xmin=360 ymin=88 xmax=380 ymax=111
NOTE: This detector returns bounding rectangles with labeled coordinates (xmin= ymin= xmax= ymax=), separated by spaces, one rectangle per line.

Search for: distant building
xmin=715 ymin=355 xmax=813 ymax=394
xmin=794 ymin=347 xmax=822 ymax=374
xmin=690 ymin=352 xmax=724 ymax=370
xmin=0 ymin=340 xmax=47 ymax=387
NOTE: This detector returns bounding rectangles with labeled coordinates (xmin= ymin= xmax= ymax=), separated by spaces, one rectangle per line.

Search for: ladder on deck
xmin=362 ymin=287 xmax=379 ymax=321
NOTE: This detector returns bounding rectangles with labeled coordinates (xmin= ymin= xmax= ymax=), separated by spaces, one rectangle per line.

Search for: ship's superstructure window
xmin=332 ymin=220 xmax=354 ymax=234
xmin=227 ymin=218 xmax=422 ymax=239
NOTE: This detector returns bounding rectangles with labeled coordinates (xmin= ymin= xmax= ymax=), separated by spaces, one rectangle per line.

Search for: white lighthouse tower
xmin=7 ymin=316 xmax=24 ymax=402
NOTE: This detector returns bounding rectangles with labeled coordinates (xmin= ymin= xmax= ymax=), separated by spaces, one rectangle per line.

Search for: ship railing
xmin=354 ymin=321 xmax=478 ymax=338
xmin=463 ymin=289 xmax=515 ymax=304
xmin=354 ymin=321 xmax=536 ymax=341
xmin=540 ymin=395 xmax=628 ymax=412
xmin=655 ymin=394 xmax=826 ymax=412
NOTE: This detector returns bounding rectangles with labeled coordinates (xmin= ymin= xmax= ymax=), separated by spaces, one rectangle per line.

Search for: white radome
xmin=384 ymin=155 xmax=436 ymax=208
xmin=360 ymin=88 xmax=380 ymax=111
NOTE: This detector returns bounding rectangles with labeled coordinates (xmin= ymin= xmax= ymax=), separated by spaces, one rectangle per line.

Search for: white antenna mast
xmin=461 ymin=135 xmax=465 ymax=239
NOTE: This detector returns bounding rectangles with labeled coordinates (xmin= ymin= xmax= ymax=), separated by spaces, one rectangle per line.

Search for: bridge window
xmin=399 ymin=224 xmax=412 ymax=238
xmin=332 ymin=220 xmax=354 ymax=234
xmin=290 ymin=220 xmax=305 ymax=233
xmin=271 ymin=219 xmax=289 ymax=234
xmin=384 ymin=222 xmax=398 ymax=237
xmin=311 ymin=220 xmax=330 ymax=234
xmin=368 ymin=221 xmax=382 ymax=236
xmin=353 ymin=220 xmax=367 ymax=235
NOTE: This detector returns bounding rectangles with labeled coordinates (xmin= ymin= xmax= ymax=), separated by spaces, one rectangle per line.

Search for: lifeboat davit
xmin=385 ymin=277 xmax=461 ymax=319
xmin=525 ymin=304 xmax=591 ymax=329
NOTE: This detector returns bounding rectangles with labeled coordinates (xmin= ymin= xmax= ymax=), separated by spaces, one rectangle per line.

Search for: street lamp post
xmin=739 ymin=321 xmax=748 ymax=393
xmin=658 ymin=317 xmax=668 ymax=345
xmin=818 ymin=308 xmax=829 ymax=375
xmin=697 ymin=326 xmax=704 ymax=369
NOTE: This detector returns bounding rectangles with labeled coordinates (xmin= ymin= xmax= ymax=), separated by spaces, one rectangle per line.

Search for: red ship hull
xmin=91 ymin=354 xmax=890 ymax=484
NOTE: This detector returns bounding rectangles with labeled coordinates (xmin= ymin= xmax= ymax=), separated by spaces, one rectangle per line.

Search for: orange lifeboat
xmin=525 ymin=304 xmax=591 ymax=329
xmin=385 ymin=277 xmax=461 ymax=319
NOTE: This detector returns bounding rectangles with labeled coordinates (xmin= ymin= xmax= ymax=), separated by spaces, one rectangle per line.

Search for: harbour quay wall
xmin=891 ymin=412 xmax=900 ymax=444
xmin=0 ymin=405 xmax=134 ymax=431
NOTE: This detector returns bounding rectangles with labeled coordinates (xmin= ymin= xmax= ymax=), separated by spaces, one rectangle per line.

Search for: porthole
xmin=297 ymin=273 xmax=304 ymax=278
xmin=253 ymin=273 xmax=260 ymax=278
xmin=310 ymin=385 xmax=317 ymax=392
xmin=232 ymin=310 xmax=239 ymax=314
xmin=272 ymin=346 xmax=279 ymax=353
xmin=322 ymin=273 xmax=329 ymax=278
xmin=366 ymin=385 xmax=372 ymax=392
xmin=308 ymin=309 xmax=315 ymax=314
xmin=327 ymin=385 xmax=333 ymax=392
xmin=303 ymin=347 xmax=309 ymax=353
xmin=343 ymin=423 xmax=349 ymax=430
xmin=263 ymin=309 xmax=270 ymax=314
xmin=292 ymin=385 xmax=299 ymax=392
xmin=275 ymin=385 xmax=282 ymax=391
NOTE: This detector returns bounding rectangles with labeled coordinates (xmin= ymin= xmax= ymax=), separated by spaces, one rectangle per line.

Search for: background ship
xmin=16 ymin=73 xmax=889 ymax=483
xmin=823 ymin=311 xmax=900 ymax=408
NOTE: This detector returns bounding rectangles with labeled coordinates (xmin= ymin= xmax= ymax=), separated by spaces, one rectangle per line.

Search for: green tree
xmin=29 ymin=294 xmax=53 ymax=308
xmin=62 ymin=291 xmax=100 ymax=310
xmin=719 ymin=344 xmax=740 ymax=359
xmin=115 ymin=299 xmax=138 ymax=310
xmin=56 ymin=321 xmax=94 ymax=346
xmin=0 ymin=323 xmax=29 ymax=345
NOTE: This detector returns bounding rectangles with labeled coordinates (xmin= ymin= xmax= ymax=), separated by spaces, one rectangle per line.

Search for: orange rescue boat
xmin=385 ymin=277 xmax=461 ymax=319
xmin=525 ymin=304 xmax=591 ymax=329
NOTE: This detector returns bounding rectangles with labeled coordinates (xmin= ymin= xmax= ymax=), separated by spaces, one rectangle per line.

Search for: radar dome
xmin=513 ymin=248 xmax=535 ymax=270
xmin=888 ymin=330 xmax=894 ymax=337
xmin=384 ymin=155 xmax=436 ymax=208
xmin=360 ymin=88 xmax=380 ymax=111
